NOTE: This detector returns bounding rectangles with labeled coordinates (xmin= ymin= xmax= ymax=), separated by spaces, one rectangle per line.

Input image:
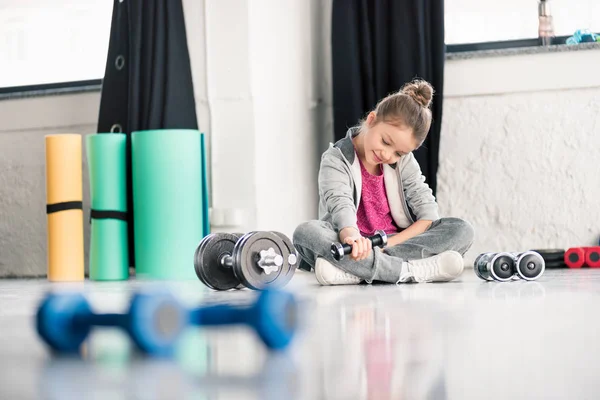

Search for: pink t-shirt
xmin=356 ymin=158 xmax=399 ymax=237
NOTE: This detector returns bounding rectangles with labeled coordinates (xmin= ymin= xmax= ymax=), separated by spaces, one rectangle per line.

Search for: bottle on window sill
xmin=538 ymin=0 xmax=555 ymax=46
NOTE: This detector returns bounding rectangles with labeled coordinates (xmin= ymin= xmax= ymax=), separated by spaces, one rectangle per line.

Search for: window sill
xmin=0 ymin=80 xmax=102 ymax=101
xmin=446 ymin=41 xmax=600 ymax=61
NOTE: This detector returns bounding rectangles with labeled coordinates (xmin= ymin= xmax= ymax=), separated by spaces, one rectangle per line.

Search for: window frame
xmin=446 ymin=35 xmax=576 ymax=53
xmin=0 ymin=33 xmax=589 ymax=98
xmin=0 ymin=79 xmax=102 ymax=101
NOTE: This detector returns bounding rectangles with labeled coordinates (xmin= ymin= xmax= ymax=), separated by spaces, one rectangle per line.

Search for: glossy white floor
xmin=1 ymin=267 xmax=599 ymax=400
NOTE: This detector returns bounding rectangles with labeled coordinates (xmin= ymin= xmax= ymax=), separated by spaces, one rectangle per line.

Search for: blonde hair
xmin=361 ymin=79 xmax=434 ymax=146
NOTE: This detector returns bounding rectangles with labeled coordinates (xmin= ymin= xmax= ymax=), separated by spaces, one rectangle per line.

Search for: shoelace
xmin=334 ymin=269 xmax=359 ymax=282
xmin=409 ymin=258 xmax=441 ymax=282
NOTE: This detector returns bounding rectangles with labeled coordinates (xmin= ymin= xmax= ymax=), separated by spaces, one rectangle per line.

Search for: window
xmin=0 ymin=0 xmax=113 ymax=89
xmin=445 ymin=0 xmax=600 ymax=45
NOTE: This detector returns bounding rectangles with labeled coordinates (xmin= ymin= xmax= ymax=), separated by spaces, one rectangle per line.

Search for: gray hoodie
xmin=318 ymin=127 xmax=440 ymax=234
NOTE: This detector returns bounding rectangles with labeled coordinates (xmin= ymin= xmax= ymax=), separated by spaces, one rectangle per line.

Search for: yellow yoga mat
xmin=45 ymin=134 xmax=85 ymax=281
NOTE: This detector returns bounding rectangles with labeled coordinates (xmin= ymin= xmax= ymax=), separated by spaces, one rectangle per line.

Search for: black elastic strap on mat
xmin=46 ymin=201 xmax=83 ymax=214
xmin=90 ymin=210 xmax=128 ymax=222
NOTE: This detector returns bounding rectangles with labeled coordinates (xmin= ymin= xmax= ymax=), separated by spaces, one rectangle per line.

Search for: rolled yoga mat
xmin=86 ymin=133 xmax=129 ymax=280
xmin=200 ymin=132 xmax=210 ymax=237
xmin=132 ymin=129 xmax=206 ymax=279
xmin=45 ymin=134 xmax=85 ymax=281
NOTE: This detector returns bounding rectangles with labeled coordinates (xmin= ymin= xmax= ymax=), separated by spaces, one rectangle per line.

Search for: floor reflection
xmin=38 ymin=329 xmax=299 ymax=400
xmin=313 ymin=289 xmax=451 ymax=400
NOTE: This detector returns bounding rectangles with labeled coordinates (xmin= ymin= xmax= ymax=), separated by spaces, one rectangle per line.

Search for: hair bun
xmin=402 ymin=79 xmax=433 ymax=108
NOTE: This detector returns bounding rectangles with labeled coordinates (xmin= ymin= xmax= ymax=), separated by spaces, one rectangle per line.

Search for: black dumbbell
xmin=473 ymin=252 xmax=516 ymax=282
xmin=194 ymin=231 xmax=298 ymax=291
xmin=36 ymin=291 xmax=188 ymax=356
xmin=330 ymin=230 xmax=388 ymax=261
xmin=187 ymin=289 xmax=298 ymax=350
xmin=510 ymin=251 xmax=545 ymax=280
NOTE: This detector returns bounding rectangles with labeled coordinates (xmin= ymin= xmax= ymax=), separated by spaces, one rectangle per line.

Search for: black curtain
xmin=331 ymin=0 xmax=445 ymax=195
xmin=97 ymin=0 xmax=198 ymax=267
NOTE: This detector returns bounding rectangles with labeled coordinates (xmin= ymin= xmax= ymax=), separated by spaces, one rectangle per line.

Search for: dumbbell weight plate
xmin=270 ymin=231 xmax=298 ymax=287
xmin=231 ymin=233 xmax=246 ymax=290
xmin=232 ymin=232 xmax=293 ymax=290
xmin=194 ymin=233 xmax=242 ymax=291
xmin=544 ymin=259 xmax=566 ymax=268
xmin=531 ymin=249 xmax=565 ymax=262
xmin=128 ymin=292 xmax=188 ymax=356
xmin=194 ymin=236 xmax=211 ymax=288
xmin=36 ymin=293 xmax=92 ymax=353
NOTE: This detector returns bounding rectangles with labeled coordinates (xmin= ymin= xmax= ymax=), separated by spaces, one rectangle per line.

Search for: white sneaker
xmin=404 ymin=251 xmax=464 ymax=283
xmin=314 ymin=258 xmax=362 ymax=286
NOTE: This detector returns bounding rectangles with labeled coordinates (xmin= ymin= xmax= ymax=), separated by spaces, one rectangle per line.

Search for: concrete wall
xmin=0 ymin=94 xmax=99 ymax=277
xmin=438 ymin=49 xmax=600 ymax=265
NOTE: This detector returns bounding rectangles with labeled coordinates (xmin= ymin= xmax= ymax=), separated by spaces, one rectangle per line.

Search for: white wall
xmin=182 ymin=0 xmax=327 ymax=236
xmin=439 ymin=48 xmax=600 ymax=265
xmin=0 ymin=0 xmax=329 ymax=277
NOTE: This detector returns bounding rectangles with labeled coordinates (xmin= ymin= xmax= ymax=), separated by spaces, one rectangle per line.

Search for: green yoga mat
xmin=132 ymin=129 xmax=207 ymax=280
xmin=86 ymin=133 xmax=129 ymax=280
xmin=200 ymin=133 xmax=210 ymax=237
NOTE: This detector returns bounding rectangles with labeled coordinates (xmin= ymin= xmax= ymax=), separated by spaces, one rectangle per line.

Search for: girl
xmin=293 ymin=79 xmax=474 ymax=285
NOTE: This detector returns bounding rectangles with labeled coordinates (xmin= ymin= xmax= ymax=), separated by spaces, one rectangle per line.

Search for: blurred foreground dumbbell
xmin=189 ymin=289 xmax=298 ymax=350
xmin=194 ymin=231 xmax=298 ymax=291
xmin=36 ymin=291 xmax=187 ymax=357
xmin=36 ymin=289 xmax=299 ymax=356
xmin=564 ymin=246 xmax=600 ymax=268
xmin=474 ymin=251 xmax=545 ymax=282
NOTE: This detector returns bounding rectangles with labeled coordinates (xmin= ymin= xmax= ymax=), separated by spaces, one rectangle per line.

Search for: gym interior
xmin=1 ymin=1 xmax=600 ymax=399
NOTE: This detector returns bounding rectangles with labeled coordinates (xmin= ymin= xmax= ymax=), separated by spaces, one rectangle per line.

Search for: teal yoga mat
xmin=200 ymin=132 xmax=210 ymax=237
xmin=132 ymin=129 xmax=207 ymax=280
xmin=86 ymin=133 xmax=129 ymax=280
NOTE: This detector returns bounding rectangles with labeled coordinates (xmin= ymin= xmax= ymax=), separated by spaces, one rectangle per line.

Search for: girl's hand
xmin=339 ymin=228 xmax=372 ymax=261
xmin=345 ymin=236 xmax=373 ymax=260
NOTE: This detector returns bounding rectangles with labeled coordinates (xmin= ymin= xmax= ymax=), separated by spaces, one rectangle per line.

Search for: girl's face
xmin=361 ymin=112 xmax=418 ymax=167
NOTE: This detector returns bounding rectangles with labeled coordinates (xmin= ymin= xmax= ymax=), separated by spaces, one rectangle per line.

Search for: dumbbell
xmin=564 ymin=247 xmax=600 ymax=268
xmin=194 ymin=231 xmax=298 ymax=291
xmin=510 ymin=251 xmax=545 ymax=280
xmin=330 ymin=230 xmax=388 ymax=261
xmin=188 ymin=289 xmax=298 ymax=350
xmin=36 ymin=291 xmax=188 ymax=357
xmin=531 ymin=249 xmax=566 ymax=268
xmin=474 ymin=252 xmax=517 ymax=282
xmin=475 ymin=251 xmax=545 ymax=281
xmin=37 ymin=289 xmax=299 ymax=356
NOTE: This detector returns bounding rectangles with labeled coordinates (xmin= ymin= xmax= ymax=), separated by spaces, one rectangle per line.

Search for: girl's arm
xmin=386 ymin=219 xmax=432 ymax=247
xmin=318 ymin=149 xmax=359 ymax=236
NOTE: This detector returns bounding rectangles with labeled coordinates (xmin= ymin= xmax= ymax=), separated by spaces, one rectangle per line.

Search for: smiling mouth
xmin=373 ymin=152 xmax=383 ymax=163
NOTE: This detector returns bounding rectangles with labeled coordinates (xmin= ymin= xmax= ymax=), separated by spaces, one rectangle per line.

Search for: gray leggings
xmin=292 ymin=218 xmax=474 ymax=283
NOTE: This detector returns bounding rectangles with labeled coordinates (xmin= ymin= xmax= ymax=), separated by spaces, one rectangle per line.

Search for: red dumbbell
xmin=564 ymin=247 xmax=600 ymax=268
xmin=565 ymin=247 xmax=586 ymax=268
xmin=585 ymin=247 xmax=600 ymax=268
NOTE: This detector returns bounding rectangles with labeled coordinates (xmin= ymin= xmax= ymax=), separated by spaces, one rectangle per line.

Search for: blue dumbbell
xmin=188 ymin=290 xmax=298 ymax=350
xmin=36 ymin=291 xmax=188 ymax=357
